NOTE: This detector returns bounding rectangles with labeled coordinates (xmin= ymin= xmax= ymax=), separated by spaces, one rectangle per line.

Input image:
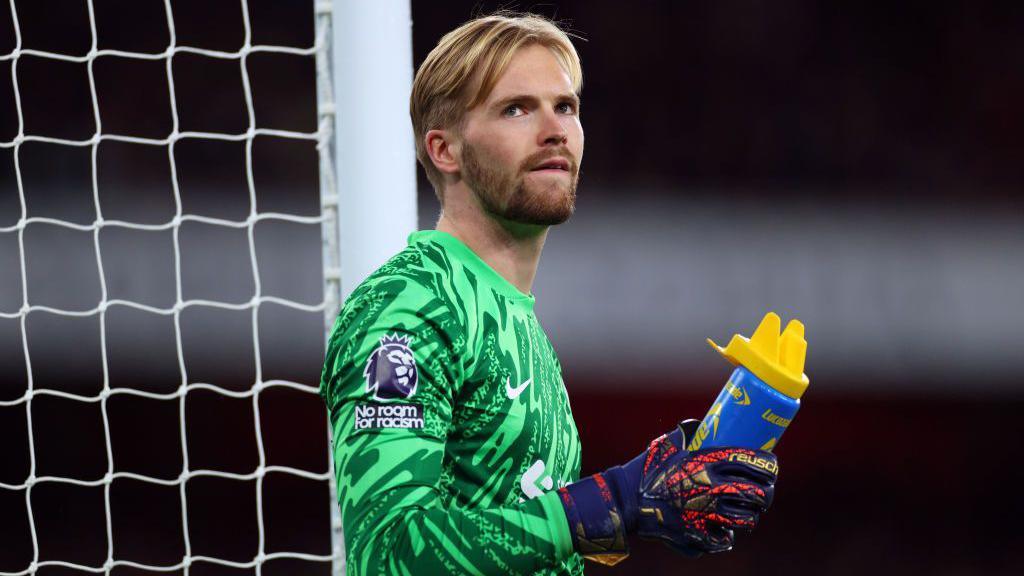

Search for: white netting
xmin=0 ymin=0 xmax=341 ymax=573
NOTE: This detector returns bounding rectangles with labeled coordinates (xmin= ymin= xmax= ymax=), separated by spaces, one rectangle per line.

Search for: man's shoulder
xmin=325 ymin=242 xmax=464 ymax=360
xmin=344 ymin=240 xmax=455 ymax=313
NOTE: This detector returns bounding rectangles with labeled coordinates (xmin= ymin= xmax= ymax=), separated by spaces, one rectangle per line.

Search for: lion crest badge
xmin=363 ymin=333 xmax=418 ymax=400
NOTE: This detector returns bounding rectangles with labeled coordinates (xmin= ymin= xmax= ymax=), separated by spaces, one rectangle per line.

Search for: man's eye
xmin=503 ymin=104 xmax=524 ymax=117
xmin=556 ymin=101 xmax=577 ymax=114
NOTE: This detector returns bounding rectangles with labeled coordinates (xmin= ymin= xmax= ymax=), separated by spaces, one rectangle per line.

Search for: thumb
xmin=677 ymin=418 xmax=701 ymax=448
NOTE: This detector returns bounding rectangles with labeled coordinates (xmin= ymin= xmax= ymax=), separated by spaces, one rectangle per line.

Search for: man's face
xmin=458 ymin=44 xmax=584 ymax=226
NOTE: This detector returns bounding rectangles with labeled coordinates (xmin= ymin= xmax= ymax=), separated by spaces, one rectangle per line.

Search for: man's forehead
xmin=485 ymin=45 xmax=575 ymax=103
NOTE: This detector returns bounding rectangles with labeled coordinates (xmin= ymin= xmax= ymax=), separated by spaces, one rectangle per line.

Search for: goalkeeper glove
xmin=556 ymin=419 xmax=778 ymax=565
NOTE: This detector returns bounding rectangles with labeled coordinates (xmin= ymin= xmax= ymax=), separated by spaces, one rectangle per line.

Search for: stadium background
xmin=1 ymin=0 xmax=1022 ymax=574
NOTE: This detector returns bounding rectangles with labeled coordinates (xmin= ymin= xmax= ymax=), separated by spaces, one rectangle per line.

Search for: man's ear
xmin=425 ymin=129 xmax=460 ymax=176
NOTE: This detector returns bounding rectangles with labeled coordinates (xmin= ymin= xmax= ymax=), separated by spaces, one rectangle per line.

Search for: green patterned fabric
xmin=320 ymin=230 xmax=584 ymax=575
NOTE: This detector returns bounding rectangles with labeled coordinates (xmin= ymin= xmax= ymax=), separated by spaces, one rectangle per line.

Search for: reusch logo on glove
xmin=727 ymin=452 xmax=779 ymax=475
xmin=364 ymin=333 xmax=418 ymax=400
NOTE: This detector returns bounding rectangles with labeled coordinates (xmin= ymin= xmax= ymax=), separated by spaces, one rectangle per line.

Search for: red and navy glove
xmin=557 ymin=420 xmax=778 ymax=565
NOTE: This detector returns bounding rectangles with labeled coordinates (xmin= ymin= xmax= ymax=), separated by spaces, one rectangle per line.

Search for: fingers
xmin=685 ymin=523 xmax=735 ymax=554
xmin=653 ymin=516 xmax=735 ymax=555
xmin=717 ymin=481 xmax=771 ymax=513
xmin=700 ymin=447 xmax=779 ymax=488
xmin=699 ymin=489 xmax=764 ymax=533
xmin=715 ymin=494 xmax=765 ymax=530
xmin=735 ymin=449 xmax=779 ymax=483
xmin=706 ymin=524 xmax=736 ymax=552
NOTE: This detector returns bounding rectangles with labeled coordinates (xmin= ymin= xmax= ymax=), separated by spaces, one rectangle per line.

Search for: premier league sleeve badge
xmin=355 ymin=334 xmax=425 ymax=432
xmin=363 ymin=333 xmax=418 ymax=400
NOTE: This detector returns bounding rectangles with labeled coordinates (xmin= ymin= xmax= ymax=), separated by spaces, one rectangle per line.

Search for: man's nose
xmin=538 ymin=109 xmax=568 ymax=146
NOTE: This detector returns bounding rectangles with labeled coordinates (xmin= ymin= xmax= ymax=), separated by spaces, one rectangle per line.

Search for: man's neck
xmin=435 ymin=202 xmax=548 ymax=296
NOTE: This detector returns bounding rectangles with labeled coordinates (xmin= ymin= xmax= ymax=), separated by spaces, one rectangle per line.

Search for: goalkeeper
xmin=320 ymin=12 xmax=779 ymax=575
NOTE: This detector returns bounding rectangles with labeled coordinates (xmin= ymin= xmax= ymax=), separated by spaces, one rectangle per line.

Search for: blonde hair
xmin=410 ymin=12 xmax=583 ymax=198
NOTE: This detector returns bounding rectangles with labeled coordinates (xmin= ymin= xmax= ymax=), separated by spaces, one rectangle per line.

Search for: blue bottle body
xmin=687 ymin=366 xmax=800 ymax=452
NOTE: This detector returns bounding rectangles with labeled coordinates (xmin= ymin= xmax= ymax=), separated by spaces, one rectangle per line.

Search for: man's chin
xmin=502 ymin=185 xmax=576 ymax=226
xmin=505 ymin=209 xmax=574 ymax=227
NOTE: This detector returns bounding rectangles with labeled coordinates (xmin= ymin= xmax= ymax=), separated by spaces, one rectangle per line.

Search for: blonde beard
xmin=461 ymin=141 xmax=578 ymax=226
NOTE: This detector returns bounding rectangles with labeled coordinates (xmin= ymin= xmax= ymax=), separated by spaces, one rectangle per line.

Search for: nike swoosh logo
xmin=505 ymin=376 xmax=532 ymax=399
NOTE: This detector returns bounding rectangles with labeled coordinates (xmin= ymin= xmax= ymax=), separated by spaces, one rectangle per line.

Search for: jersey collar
xmin=408 ymin=230 xmax=536 ymax=309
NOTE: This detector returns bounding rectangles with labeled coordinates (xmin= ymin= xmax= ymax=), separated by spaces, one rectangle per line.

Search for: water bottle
xmin=687 ymin=312 xmax=809 ymax=452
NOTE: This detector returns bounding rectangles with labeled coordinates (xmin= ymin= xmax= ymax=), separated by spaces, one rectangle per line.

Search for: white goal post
xmin=321 ymin=0 xmax=417 ymax=573
xmin=0 ymin=0 xmax=415 ymax=574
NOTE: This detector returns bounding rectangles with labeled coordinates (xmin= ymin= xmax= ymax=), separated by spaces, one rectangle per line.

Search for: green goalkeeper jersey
xmin=320 ymin=230 xmax=584 ymax=575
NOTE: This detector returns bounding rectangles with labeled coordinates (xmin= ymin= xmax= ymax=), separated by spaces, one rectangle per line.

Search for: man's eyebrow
xmin=561 ymin=93 xmax=581 ymax=108
xmin=490 ymin=93 xmax=581 ymax=110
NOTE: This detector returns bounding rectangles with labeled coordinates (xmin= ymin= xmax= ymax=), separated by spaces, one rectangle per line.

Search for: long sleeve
xmin=320 ymin=276 xmax=574 ymax=575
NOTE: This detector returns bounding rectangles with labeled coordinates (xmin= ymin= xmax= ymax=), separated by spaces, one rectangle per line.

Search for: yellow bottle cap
xmin=707 ymin=312 xmax=810 ymax=399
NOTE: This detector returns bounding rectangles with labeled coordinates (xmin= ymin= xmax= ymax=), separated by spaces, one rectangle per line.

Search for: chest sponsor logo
xmin=505 ymin=376 xmax=532 ymax=399
xmin=353 ymin=402 xmax=424 ymax=430
xmin=364 ymin=333 xmax=418 ymax=400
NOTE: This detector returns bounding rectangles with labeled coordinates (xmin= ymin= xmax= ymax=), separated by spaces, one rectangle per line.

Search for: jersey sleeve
xmin=320 ymin=275 xmax=574 ymax=575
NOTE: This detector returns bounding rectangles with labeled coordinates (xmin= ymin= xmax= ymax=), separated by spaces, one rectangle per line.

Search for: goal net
xmin=0 ymin=0 xmax=352 ymax=573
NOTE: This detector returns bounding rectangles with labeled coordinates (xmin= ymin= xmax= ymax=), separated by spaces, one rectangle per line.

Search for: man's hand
xmin=631 ymin=422 xmax=778 ymax=554
xmin=557 ymin=420 xmax=778 ymax=565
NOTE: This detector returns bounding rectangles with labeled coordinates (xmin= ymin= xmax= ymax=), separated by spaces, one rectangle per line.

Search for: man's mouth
xmin=530 ymin=157 xmax=571 ymax=172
